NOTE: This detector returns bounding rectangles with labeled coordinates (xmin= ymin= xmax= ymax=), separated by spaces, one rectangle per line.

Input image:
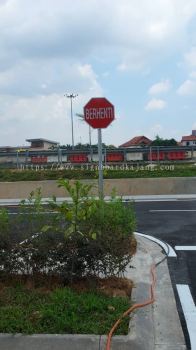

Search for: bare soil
xmin=0 ymin=274 xmax=133 ymax=298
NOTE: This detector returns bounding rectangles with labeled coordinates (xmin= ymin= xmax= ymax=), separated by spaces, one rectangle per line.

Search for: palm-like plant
xmin=76 ymin=113 xmax=93 ymax=162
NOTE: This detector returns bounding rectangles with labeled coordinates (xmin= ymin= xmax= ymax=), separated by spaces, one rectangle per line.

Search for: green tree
xmin=151 ymin=135 xmax=177 ymax=146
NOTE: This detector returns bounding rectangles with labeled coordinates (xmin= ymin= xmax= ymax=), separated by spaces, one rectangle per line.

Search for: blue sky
xmin=0 ymin=0 xmax=196 ymax=147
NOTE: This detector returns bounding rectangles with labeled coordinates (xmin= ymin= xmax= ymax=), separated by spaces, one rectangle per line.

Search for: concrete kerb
xmin=1 ymin=193 xmax=196 ymax=207
xmin=0 ymin=236 xmax=187 ymax=350
xmin=131 ymin=236 xmax=187 ymax=350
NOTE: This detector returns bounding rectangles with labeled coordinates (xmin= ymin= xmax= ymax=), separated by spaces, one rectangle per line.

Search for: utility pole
xmin=65 ymin=93 xmax=78 ymax=150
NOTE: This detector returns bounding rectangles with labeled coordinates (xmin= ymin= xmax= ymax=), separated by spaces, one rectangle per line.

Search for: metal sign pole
xmin=98 ymin=128 xmax=103 ymax=199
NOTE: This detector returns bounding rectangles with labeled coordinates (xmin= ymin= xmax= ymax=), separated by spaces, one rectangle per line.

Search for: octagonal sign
xmin=84 ymin=97 xmax=115 ymax=129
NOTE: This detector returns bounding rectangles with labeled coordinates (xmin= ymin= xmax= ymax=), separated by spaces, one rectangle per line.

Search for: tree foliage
xmin=151 ymin=135 xmax=178 ymax=146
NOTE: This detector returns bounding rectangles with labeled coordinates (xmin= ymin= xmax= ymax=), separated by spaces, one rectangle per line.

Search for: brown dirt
xmin=0 ymin=274 xmax=133 ymax=298
xmin=68 ymin=276 xmax=133 ymax=298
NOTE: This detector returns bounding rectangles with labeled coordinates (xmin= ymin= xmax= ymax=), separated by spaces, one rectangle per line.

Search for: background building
xmin=26 ymin=138 xmax=59 ymax=151
xmin=119 ymin=136 xmax=152 ymax=148
xmin=181 ymin=131 xmax=196 ymax=146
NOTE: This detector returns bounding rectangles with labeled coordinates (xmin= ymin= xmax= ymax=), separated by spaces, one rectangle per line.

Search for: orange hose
xmin=105 ymin=264 xmax=156 ymax=350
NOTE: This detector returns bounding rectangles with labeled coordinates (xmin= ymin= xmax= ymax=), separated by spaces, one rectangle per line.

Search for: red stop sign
xmin=84 ymin=97 xmax=115 ymax=129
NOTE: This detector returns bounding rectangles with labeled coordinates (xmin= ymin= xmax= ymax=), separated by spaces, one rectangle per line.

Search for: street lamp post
xmin=65 ymin=93 xmax=78 ymax=150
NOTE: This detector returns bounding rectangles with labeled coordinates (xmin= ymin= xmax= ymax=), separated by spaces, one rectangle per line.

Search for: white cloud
xmin=177 ymin=79 xmax=196 ymax=95
xmin=145 ymin=98 xmax=166 ymax=111
xmin=117 ymin=49 xmax=147 ymax=72
xmin=114 ymin=0 xmax=196 ymax=71
xmin=0 ymin=0 xmax=196 ymax=75
xmin=0 ymin=93 xmax=98 ymax=146
xmin=0 ymin=73 xmax=103 ymax=146
xmin=148 ymin=79 xmax=171 ymax=95
xmin=0 ymin=1 xmax=196 ymax=145
xmin=0 ymin=61 xmax=102 ymax=97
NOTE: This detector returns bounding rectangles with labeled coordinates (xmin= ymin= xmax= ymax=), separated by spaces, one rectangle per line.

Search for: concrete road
xmin=134 ymin=199 xmax=196 ymax=350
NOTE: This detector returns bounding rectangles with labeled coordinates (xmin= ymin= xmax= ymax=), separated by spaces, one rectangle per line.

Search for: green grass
xmin=0 ymin=285 xmax=130 ymax=335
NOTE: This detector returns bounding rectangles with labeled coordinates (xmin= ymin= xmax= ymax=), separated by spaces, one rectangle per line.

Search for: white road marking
xmin=135 ymin=232 xmax=177 ymax=257
xmin=176 ymin=284 xmax=196 ymax=350
xmin=175 ymin=246 xmax=196 ymax=251
xmin=150 ymin=210 xmax=196 ymax=212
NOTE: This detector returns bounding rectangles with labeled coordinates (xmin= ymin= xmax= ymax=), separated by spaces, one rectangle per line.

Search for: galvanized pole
xmin=157 ymin=146 xmax=160 ymax=166
xmin=70 ymin=97 xmax=74 ymax=150
xmin=98 ymin=128 xmax=103 ymax=199
xmin=58 ymin=146 xmax=62 ymax=165
xmin=150 ymin=146 xmax=152 ymax=164
xmin=66 ymin=93 xmax=78 ymax=150
xmin=89 ymin=125 xmax=93 ymax=162
xmin=16 ymin=151 xmax=19 ymax=169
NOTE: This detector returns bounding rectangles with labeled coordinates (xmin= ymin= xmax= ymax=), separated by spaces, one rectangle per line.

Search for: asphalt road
xmin=133 ymin=199 xmax=196 ymax=349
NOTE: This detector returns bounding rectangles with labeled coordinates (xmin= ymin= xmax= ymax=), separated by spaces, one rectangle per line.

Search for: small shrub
xmin=0 ymin=181 xmax=136 ymax=282
xmin=80 ymin=197 xmax=136 ymax=277
xmin=46 ymin=180 xmax=136 ymax=279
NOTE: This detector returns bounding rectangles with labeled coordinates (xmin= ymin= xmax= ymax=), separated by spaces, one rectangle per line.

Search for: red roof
xmin=181 ymin=135 xmax=196 ymax=141
xmin=120 ymin=136 xmax=152 ymax=148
